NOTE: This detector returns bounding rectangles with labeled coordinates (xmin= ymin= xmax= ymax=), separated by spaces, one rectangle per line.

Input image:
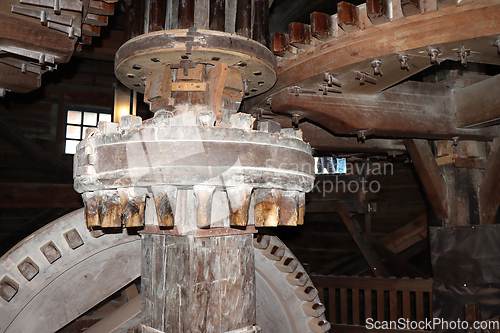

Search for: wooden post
xmin=141 ymin=233 xmax=256 ymax=332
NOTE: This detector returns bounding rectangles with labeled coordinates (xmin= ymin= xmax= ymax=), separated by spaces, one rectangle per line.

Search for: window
xmin=315 ymin=157 xmax=347 ymax=175
xmin=64 ymin=107 xmax=112 ymax=154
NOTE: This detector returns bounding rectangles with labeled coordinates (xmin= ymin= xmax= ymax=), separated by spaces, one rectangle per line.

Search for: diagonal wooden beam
xmin=0 ymin=119 xmax=73 ymax=182
xmin=339 ymin=212 xmax=388 ymax=277
xmin=455 ymin=74 xmax=500 ymax=128
xmin=404 ymin=139 xmax=448 ymax=219
xmin=479 ymin=138 xmax=500 ymax=225
xmin=372 ymin=239 xmax=428 ymax=278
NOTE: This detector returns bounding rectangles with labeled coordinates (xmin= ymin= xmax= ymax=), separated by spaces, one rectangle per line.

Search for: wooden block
xmin=144 ymin=67 xmax=172 ymax=103
xmin=288 ymin=22 xmax=311 ymax=45
xmin=171 ymin=82 xmax=207 ymax=91
xmin=302 ymin=302 xmax=326 ymax=317
xmin=209 ymin=63 xmax=228 ymax=122
xmin=274 ymin=257 xmax=299 ymax=272
xmin=308 ymin=318 xmax=331 ymax=333
xmin=253 ymin=234 xmax=271 ymax=249
xmin=436 ymin=154 xmax=456 ymax=166
xmin=295 ymin=285 xmax=319 ymax=301
xmin=286 ymin=271 xmax=309 ymax=286
xmin=310 ymin=12 xmax=331 ymax=39
xmin=262 ymin=245 xmax=285 ymax=261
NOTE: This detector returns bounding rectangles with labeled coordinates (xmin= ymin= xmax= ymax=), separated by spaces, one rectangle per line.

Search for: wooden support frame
xmin=404 ymin=139 xmax=448 ymax=219
xmin=479 ymin=138 xmax=500 ymax=225
xmin=339 ymin=212 xmax=388 ymax=277
xmin=372 ymin=240 xmax=427 ymax=278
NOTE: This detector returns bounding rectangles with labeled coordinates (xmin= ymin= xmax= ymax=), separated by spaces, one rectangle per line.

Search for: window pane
xmin=65 ymin=140 xmax=79 ymax=154
xmin=66 ymin=125 xmax=81 ymax=139
xmin=67 ymin=111 xmax=82 ymax=125
xmin=100 ymin=113 xmax=112 ymax=123
xmin=83 ymin=112 xmax=97 ymax=126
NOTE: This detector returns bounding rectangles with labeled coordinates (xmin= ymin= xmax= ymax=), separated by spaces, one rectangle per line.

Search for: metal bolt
xmin=319 ymin=83 xmax=341 ymax=95
xmin=53 ymin=0 xmax=61 ymax=14
xmin=355 ymin=71 xmax=377 ymax=85
xmin=427 ymin=47 xmax=442 ymax=65
xmin=40 ymin=10 xmax=47 ymax=25
xmin=370 ymin=59 xmax=383 ymax=76
xmin=453 ymin=137 xmax=459 ymax=146
xmin=21 ymin=63 xmax=27 ymax=74
xmin=39 ymin=53 xmax=45 ymax=66
xmin=243 ymin=79 xmax=250 ymax=95
xmin=493 ymin=38 xmax=500 ymax=55
xmin=397 ymin=52 xmax=411 ymax=71
xmin=457 ymin=45 xmax=471 ymax=67
xmin=323 ymin=72 xmax=342 ymax=87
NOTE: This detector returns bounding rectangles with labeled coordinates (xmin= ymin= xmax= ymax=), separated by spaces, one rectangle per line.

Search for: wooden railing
xmin=310 ymin=275 xmax=434 ymax=332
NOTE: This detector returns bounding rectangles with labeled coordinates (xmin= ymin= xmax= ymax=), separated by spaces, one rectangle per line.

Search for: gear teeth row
xmin=253 ymin=235 xmax=331 ymax=333
xmin=81 ymin=186 xmax=307 ymax=230
xmin=0 ymin=225 xmax=89 ymax=303
xmin=270 ymin=0 xmax=461 ymax=58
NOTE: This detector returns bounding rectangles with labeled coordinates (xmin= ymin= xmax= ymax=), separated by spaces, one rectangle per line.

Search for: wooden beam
xmin=0 ymin=184 xmax=82 ymax=208
xmin=0 ymin=119 xmax=73 ymax=182
xmin=479 ymin=138 xmax=500 ymax=225
xmin=455 ymin=74 xmax=500 ymax=128
xmin=372 ymin=239 xmax=427 ymax=278
xmin=404 ymin=139 xmax=448 ymax=219
xmin=339 ymin=212 xmax=388 ymax=277
xmin=269 ymin=83 xmax=497 ymax=140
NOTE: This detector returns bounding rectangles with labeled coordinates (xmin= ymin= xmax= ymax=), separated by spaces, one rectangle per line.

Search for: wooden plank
xmin=340 ymin=288 xmax=348 ymax=324
xmin=339 ymin=212 xmax=388 ymax=277
xmin=455 ymin=74 xmax=500 ymax=128
xmin=352 ymin=289 xmax=360 ymax=325
xmin=330 ymin=288 xmax=337 ymax=323
xmin=0 ymin=119 xmax=73 ymax=182
xmin=479 ymin=138 xmax=500 ymax=225
xmin=209 ymin=63 xmax=228 ymax=121
xmin=402 ymin=290 xmax=411 ymax=320
xmin=269 ymin=84 xmax=496 ymax=140
xmin=311 ymin=275 xmax=433 ymax=293
xmin=389 ymin=290 xmax=397 ymax=321
xmin=377 ymin=289 xmax=384 ymax=321
xmin=379 ymin=214 xmax=427 ymax=253
xmin=416 ymin=291 xmax=424 ymax=322
xmin=404 ymin=139 xmax=448 ymax=219
xmin=364 ymin=289 xmax=372 ymax=322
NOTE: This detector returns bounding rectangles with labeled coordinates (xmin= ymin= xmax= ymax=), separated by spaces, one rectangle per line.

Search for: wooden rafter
xmin=404 ymin=139 xmax=448 ymax=219
xmin=372 ymin=239 xmax=428 ymax=278
xmin=479 ymin=138 xmax=500 ymax=225
xmin=339 ymin=212 xmax=388 ymax=277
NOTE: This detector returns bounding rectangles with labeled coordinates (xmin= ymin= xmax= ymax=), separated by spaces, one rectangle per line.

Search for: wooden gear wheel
xmin=0 ymin=209 xmax=330 ymax=333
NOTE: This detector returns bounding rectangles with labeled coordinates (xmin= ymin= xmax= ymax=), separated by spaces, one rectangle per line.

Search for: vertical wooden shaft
xmin=125 ymin=0 xmax=145 ymax=40
xmin=141 ymin=233 xmax=256 ymax=332
xmin=209 ymin=0 xmax=225 ymax=31
xmin=178 ymin=0 xmax=195 ymax=29
xmin=236 ymin=0 xmax=252 ymax=38
xmin=149 ymin=0 xmax=167 ymax=32
xmin=252 ymin=0 xmax=269 ymax=46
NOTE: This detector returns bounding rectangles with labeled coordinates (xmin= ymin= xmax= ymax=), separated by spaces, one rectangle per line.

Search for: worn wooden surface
xmin=480 ymin=138 xmax=500 ymax=225
xmin=404 ymin=139 xmax=448 ymax=219
xmin=142 ymin=234 xmax=255 ymax=332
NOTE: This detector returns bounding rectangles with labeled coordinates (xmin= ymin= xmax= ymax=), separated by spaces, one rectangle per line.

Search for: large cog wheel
xmin=0 ymin=209 xmax=329 ymax=333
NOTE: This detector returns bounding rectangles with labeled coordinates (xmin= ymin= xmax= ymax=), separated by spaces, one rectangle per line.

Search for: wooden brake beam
xmin=269 ymin=82 xmax=498 ymax=140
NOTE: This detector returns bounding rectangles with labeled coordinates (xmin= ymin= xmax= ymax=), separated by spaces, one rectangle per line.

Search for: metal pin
xmin=457 ymin=45 xmax=471 ymax=67
xmin=397 ymin=52 xmax=411 ymax=71
xmin=370 ymin=59 xmax=383 ymax=76
xmin=53 ymin=0 xmax=61 ymax=14
xmin=427 ymin=47 xmax=441 ymax=65
xmin=40 ymin=10 xmax=47 ymax=25
xmin=21 ymin=63 xmax=27 ymax=74
xmin=243 ymin=79 xmax=250 ymax=95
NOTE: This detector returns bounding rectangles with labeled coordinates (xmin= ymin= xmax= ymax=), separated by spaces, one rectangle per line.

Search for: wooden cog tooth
xmin=308 ymin=318 xmax=332 ymax=333
xmin=286 ymin=271 xmax=309 ymax=286
xmin=262 ymin=245 xmax=285 ymax=261
xmin=302 ymin=302 xmax=326 ymax=317
xmin=193 ymin=185 xmax=216 ymax=228
xmin=99 ymin=190 xmax=122 ymax=228
xmin=151 ymin=185 xmax=178 ymax=227
xmin=279 ymin=190 xmax=299 ymax=226
xmin=253 ymin=234 xmax=271 ymax=249
xmin=295 ymin=285 xmax=319 ymax=301
xmin=254 ymin=189 xmax=282 ymax=227
xmin=310 ymin=12 xmax=332 ymax=39
xmin=271 ymin=32 xmax=288 ymax=57
xmin=83 ymin=191 xmax=100 ymax=227
xmin=274 ymin=256 xmax=299 ymax=272
xmin=337 ymin=1 xmax=360 ymax=33
xmin=227 ymin=185 xmax=253 ymax=227
xmin=119 ymin=188 xmax=148 ymax=227
xmin=289 ymin=22 xmax=311 ymax=45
